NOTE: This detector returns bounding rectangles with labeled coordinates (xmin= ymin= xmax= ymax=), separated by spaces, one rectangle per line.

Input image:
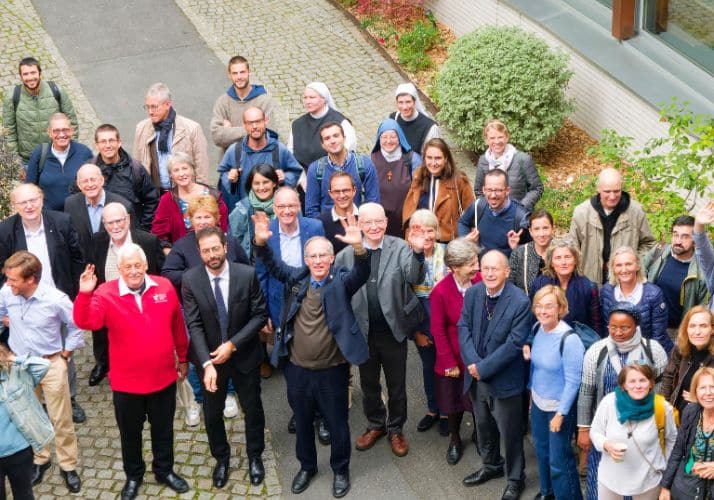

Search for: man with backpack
xmin=2 ymin=57 xmax=79 ymax=168
xmin=93 ymin=124 xmax=159 ymax=232
xmin=304 ymin=122 xmax=379 ymax=218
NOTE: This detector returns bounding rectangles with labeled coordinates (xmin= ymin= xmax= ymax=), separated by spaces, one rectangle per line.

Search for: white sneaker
xmin=224 ymin=393 xmax=239 ymax=418
xmin=185 ymin=402 xmax=201 ymax=427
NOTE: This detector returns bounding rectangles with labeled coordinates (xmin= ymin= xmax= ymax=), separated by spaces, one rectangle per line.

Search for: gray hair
xmin=102 ymin=202 xmax=129 ymax=221
xmin=116 ymin=243 xmax=147 ymax=267
xmin=608 ymin=245 xmax=646 ymax=286
xmin=408 ymin=209 xmax=438 ymax=230
xmin=304 ymin=236 xmax=334 ymax=256
xmin=358 ymin=202 xmax=385 ymax=218
xmin=543 ymin=238 xmax=582 ymax=278
xmin=168 ymin=151 xmax=195 ymax=174
xmin=145 ymin=82 xmax=171 ymax=102
xmin=445 ymin=238 xmax=479 ymax=269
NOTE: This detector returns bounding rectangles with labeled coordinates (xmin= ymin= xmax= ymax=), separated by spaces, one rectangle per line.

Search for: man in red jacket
xmin=73 ymin=243 xmax=189 ymax=500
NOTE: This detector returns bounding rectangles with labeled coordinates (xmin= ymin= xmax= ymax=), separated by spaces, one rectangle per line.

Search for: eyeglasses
xmin=306 ymin=252 xmax=332 ymax=261
xmin=14 ymin=196 xmax=41 ymax=208
xmin=142 ymin=104 xmax=164 ymax=112
xmin=275 ymin=204 xmax=299 ymax=211
xmin=329 ymin=188 xmax=355 ymax=195
xmin=360 ymin=219 xmax=386 ymax=227
xmin=50 ymin=128 xmax=71 ymax=136
xmin=483 ymin=188 xmax=506 ymax=195
xmin=104 ymin=216 xmax=127 ymax=226
xmin=78 ymin=177 xmax=101 ymax=185
xmin=199 ymin=245 xmax=224 ymax=256
xmin=96 ymin=138 xmax=118 ymax=146
xmin=608 ymin=325 xmax=633 ymax=333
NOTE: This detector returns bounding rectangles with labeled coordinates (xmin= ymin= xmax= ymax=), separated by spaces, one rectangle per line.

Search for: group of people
xmin=1 ymin=52 xmax=714 ymax=500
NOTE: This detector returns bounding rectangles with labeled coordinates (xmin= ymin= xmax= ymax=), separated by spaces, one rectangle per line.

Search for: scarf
xmin=615 ymin=386 xmax=654 ymax=424
xmin=591 ymin=191 xmax=631 ymax=281
xmin=606 ymin=327 xmax=644 ymax=373
xmin=153 ymin=107 xmax=176 ymax=154
xmin=485 ymin=144 xmax=517 ymax=171
xmin=428 ymin=175 xmax=440 ymax=212
xmin=248 ymin=190 xmax=275 ymax=219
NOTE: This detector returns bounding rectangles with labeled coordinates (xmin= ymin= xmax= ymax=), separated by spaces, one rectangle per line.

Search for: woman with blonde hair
xmin=661 ymin=306 xmax=714 ymax=413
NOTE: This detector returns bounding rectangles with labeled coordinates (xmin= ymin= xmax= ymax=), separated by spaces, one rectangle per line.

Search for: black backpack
xmin=228 ymin=141 xmax=281 ymax=195
xmin=13 ymin=81 xmax=61 ymax=111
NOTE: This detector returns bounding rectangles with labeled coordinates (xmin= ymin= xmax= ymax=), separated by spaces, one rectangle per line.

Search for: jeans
xmin=530 ymin=404 xmax=582 ymax=500
xmin=415 ymin=342 xmax=438 ymax=414
xmin=188 ymin=363 xmax=235 ymax=403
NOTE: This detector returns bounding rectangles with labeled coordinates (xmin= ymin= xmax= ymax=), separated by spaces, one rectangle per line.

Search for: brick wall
xmin=424 ymin=0 xmax=669 ymax=148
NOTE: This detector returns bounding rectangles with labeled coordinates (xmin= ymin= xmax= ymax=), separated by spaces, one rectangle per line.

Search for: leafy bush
xmin=587 ymin=101 xmax=713 ymax=240
xmin=0 ymin=131 xmax=23 ymax=218
xmin=435 ymin=26 xmax=574 ymax=152
xmin=536 ymin=165 xmax=597 ymax=233
xmin=396 ymin=16 xmax=441 ymax=71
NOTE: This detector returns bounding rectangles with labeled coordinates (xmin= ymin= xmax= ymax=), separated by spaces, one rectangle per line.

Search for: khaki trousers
xmin=34 ymin=354 xmax=78 ymax=471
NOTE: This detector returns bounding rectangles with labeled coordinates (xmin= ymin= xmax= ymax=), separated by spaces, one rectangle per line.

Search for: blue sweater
xmin=457 ymin=198 xmax=530 ymax=257
xmin=600 ymin=282 xmax=672 ymax=353
xmin=304 ymin=151 xmax=380 ymax=218
xmin=26 ymin=141 xmax=93 ymax=211
xmin=529 ymin=321 xmax=585 ymax=415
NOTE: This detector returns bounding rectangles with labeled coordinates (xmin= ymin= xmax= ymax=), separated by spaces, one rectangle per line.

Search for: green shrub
xmin=397 ymin=17 xmax=441 ymax=72
xmin=0 ymin=131 xmax=23 ymax=218
xmin=536 ymin=165 xmax=596 ymax=233
xmin=435 ymin=26 xmax=574 ymax=152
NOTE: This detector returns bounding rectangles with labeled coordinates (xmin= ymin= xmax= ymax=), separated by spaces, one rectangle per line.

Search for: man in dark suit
xmin=0 ymin=183 xmax=86 ymax=422
xmin=458 ymin=250 xmax=532 ymax=500
xmin=64 ymin=163 xmax=133 ymax=259
xmin=87 ymin=202 xmax=164 ymax=385
xmin=252 ymin=210 xmax=371 ymax=498
xmin=181 ymin=226 xmax=268 ymax=489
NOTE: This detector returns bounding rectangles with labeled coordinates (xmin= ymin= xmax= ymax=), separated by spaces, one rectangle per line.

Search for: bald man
xmin=64 ymin=164 xmax=134 ymax=259
xmin=458 ymin=250 xmax=532 ymax=498
xmin=569 ymin=168 xmax=656 ymax=284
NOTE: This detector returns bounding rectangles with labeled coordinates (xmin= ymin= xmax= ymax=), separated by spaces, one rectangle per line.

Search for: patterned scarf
xmin=153 ymin=107 xmax=176 ymax=154
xmin=485 ymin=143 xmax=517 ymax=171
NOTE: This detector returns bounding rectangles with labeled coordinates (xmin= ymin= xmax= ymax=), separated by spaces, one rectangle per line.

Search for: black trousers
xmin=113 ymin=382 xmax=176 ymax=480
xmin=359 ymin=331 xmax=408 ymax=433
xmin=92 ymin=327 xmax=109 ymax=369
xmin=469 ymin=382 xmax=526 ymax=483
xmin=0 ymin=446 xmax=33 ymax=500
xmin=202 ymin=363 xmax=265 ymax=462
xmin=286 ymin=362 xmax=350 ymax=474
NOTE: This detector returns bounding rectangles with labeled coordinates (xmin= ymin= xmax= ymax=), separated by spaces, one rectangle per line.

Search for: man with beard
xmin=2 ymin=57 xmax=78 ymax=168
xmin=569 ymin=168 xmax=656 ymax=284
xmin=93 ymin=124 xmax=159 ymax=231
xmin=133 ymin=83 xmax=209 ymax=190
xmin=643 ymin=215 xmax=709 ymax=334
xmin=181 ymin=226 xmax=268 ymax=489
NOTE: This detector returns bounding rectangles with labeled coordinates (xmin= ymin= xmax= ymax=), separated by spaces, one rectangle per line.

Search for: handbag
xmin=671 ymin=461 xmax=709 ymax=500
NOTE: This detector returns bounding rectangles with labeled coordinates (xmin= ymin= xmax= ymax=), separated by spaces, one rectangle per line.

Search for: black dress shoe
xmin=533 ymin=494 xmax=555 ymax=500
xmin=446 ymin=441 xmax=463 ymax=465
xmin=249 ymin=457 xmax=265 ymax=486
xmin=288 ymin=414 xmax=296 ymax=434
xmin=120 ymin=478 xmax=142 ymax=500
xmin=333 ymin=472 xmax=350 ymax=498
xmin=317 ymin=419 xmax=331 ymax=445
xmin=212 ymin=461 xmax=229 ymax=488
xmin=416 ymin=413 xmax=437 ymax=432
xmin=462 ymin=467 xmax=504 ymax=487
xmin=31 ymin=462 xmax=51 ymax=485
xmin=71 ymin=398 xmax=86 ymax=424
xmin=502 ymin=481 xmax=525 ymax=500
xmin=291 ymin=469 xmax=317 ymax=494
xmin=61 ymin=469 xmax=81 ymax=493
xmin=88 ymin=364 xmax=108 ymax=386
xmin=155 ymin=472 xmax=189 ymax=493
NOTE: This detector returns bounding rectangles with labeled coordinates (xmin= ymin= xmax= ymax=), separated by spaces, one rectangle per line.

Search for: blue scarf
xmin=615 ymin=386 xmax=654 ymax=424
xmin=153 ymin=107 xmax=176 ymax=154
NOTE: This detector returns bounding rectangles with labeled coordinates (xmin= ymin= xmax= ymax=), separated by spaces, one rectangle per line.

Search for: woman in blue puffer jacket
xmin=600 ymin=245 xmax=672 ymax=353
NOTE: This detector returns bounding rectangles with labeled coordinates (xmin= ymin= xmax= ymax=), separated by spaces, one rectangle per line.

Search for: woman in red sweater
xmin=430 ymin=238 xmax=481 ymax=465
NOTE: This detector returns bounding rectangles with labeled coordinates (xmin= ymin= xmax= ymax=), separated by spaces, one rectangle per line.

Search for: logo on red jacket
xmin=152 ymin=293 xmax=168 ymax=304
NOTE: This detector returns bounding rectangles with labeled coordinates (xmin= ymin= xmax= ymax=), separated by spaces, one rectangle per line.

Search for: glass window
xmin=598 ymin=0 xmax=613 ymax=7
xmin=644 ymin=0 xmax=714 ymax=74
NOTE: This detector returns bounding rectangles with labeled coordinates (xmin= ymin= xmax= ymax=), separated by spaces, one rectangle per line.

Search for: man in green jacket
xmin=2 ymin=57 xmax=79 ymax=167
xmin=643 ymin=215 xmax=709 ymax=337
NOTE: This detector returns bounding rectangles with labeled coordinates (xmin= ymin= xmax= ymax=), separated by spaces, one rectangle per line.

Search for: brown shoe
xmin=389 ymin=432 xmax=409 ymax=457
xmin=260 ymin=362 xmax=272 ymax=379
xmin=355 ymin=428 xmax=386 ymax=451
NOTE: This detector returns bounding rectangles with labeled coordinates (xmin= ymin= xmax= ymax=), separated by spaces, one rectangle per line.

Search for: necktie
xmin=213 ymin=277 xmax=228 ymax=343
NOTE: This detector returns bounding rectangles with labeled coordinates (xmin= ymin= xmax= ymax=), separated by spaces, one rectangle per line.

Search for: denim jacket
xmin=0 ymin=355 xmax=54 ymax=455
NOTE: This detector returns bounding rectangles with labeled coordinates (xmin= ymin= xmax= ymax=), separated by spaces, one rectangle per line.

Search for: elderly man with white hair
xmin=73 ymin=243 xmax=189 ymax=500
xmin=389 ymin=82 xmax=441 ymax=155
xmin=133 ymin=82 xmax=209 ymax=190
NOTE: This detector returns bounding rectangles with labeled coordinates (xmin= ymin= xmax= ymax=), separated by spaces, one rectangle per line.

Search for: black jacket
xmin=93 ymin=149 xmax=159 ymax=231
xmin=0 ymin=210 xmax=84 ymax=298
xmin=91 ymin=228 xmax=164 ymax=283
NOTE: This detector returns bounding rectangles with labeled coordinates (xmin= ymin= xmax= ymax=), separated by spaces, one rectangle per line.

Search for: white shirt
xmin=330 ymin=204 xmax=359 ymax=222
xmin=279 ymin=224 xmax=302 ymax=268
xmin=118 ymin=275 xmax=158 ymax=313
xmin=51 ymin=145 xmax=69 ymax=166
xmin=23 ymin=218 xmax=56 ymax=289
xmin=206 ymin=264 xmax=229 ymax=312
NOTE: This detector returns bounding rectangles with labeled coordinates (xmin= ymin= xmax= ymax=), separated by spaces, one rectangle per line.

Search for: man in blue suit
xmin=458 ymin=250 xmax=532 ymax=500
xmin=252 ymin=211 xmax=368 ymax=498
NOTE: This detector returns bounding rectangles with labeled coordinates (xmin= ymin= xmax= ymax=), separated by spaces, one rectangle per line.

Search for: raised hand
xmin=407 ymin=224 xmax=425 ymax=253
xmin=251 ymin=211 xmax=273 ymax=245
xmin=695 ymin=201 xmax=714 ymax=230
xmin=275 ymin=169 xmax=286 ymax=184
xmin=79 ymin=264 xmax=97 ymax=293
xmin=507 ymin=229 xmax=523 ymax=250
xmin=465 ymin=228 xmax=480 ymax=244
xmin=335 ymin=213 xmax=363 ymax=248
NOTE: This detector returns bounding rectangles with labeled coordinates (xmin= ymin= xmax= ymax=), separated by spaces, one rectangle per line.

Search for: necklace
xmin=485 ymin=295 xmax=497 ymax=320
